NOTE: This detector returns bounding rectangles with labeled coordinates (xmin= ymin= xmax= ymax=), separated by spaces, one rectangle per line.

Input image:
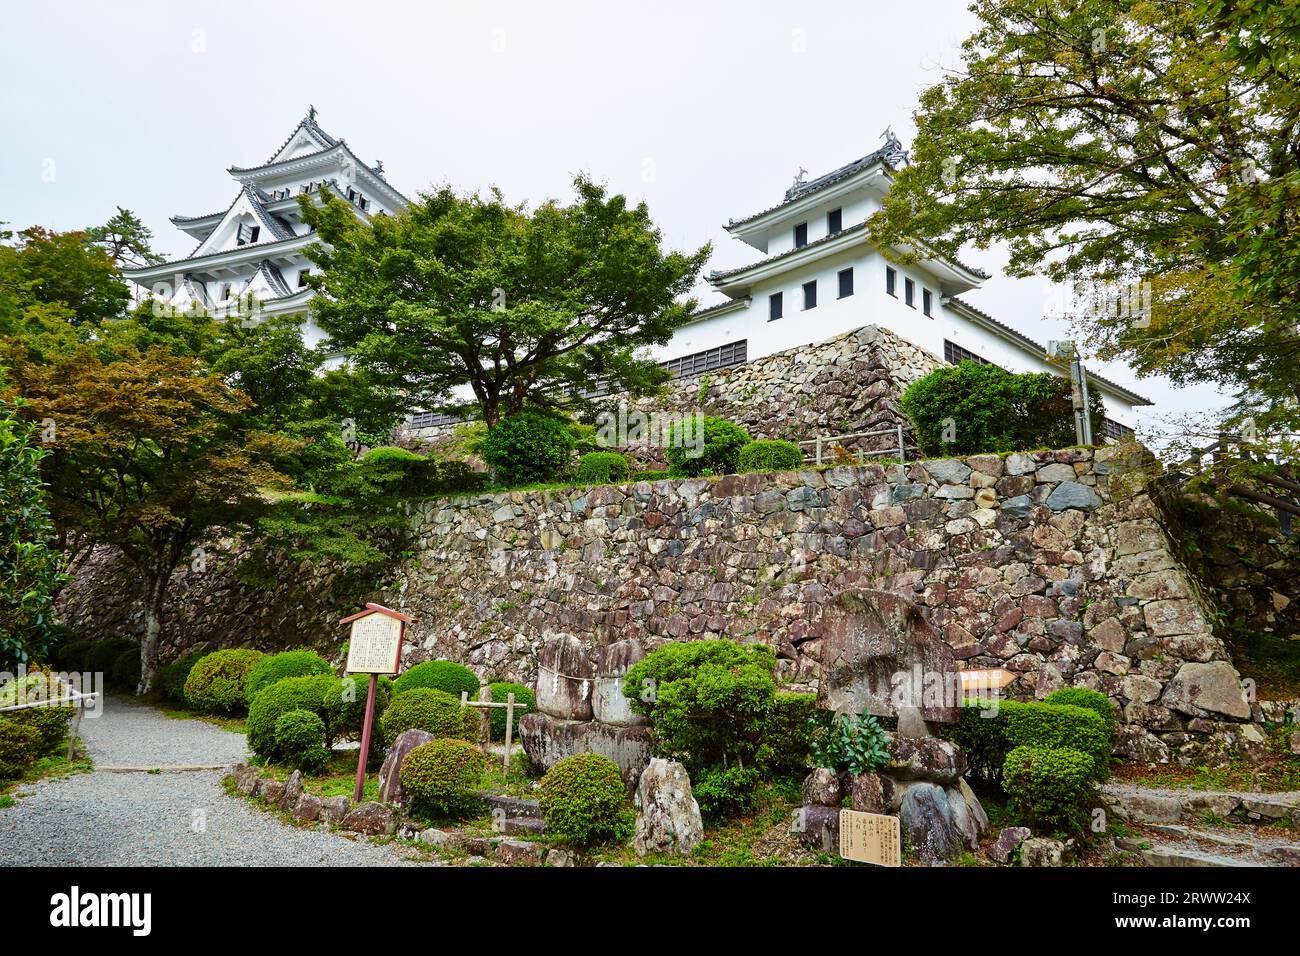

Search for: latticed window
xmin=1102 ymin=417 xmax=1134 ymax=440
xmin=943 ymin=339 xmax=993 ymax=366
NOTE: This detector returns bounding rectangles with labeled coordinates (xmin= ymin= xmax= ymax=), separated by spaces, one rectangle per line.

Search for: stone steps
xmin=1102 ymin=782 xmax=1300 ymax=826
xmin=1119 ymin=821 xmax=1300 ymax=867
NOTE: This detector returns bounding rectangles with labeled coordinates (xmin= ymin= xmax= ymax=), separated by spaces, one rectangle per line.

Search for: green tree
xmin=86 ymin=207 xmax=162 ymax=269
xmin=0 ymin=226 xmax=129 ymax=328
xmin=300 ymin=177 xmax=709 ymax=427
xmin=869 ymin=0 xmax=1300 ymax=443
xmin=0 ymin=399 xmax=66 ymax=665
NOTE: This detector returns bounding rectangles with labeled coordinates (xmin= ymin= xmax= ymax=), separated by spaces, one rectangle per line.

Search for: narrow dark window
xmin=838 ymin=268 xmax=854 ymax=298
xmin=827 ymin=208 xmax=842 ymax=235
xmin=769 ymin=292 xmax=783 ymax=321
xmin=922 ymin=288 xmax=933 ymax=316
xmin=802 ymin=280 xmax=817 ymax=310
xmin=250 ymin=226 xmax=259 ymax=243
xmin=298 ymin=270 xmax=310 ymax=288
xmin=885 ymin=266 xmax=896 ymax=296
xmin=905 ymin=277 xmax=915 ymax=307
xmin=794 ymin=222 xmax=808 ymax=248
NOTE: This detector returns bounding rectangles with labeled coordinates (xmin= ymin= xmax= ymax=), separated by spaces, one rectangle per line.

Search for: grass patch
xmin=1227 ymin=632 xmax=1300 ymax=700
xmin=0 ymin=744 xmax=94 ymax=801
xmin=157 ymin=704 xmax=247 ymax=734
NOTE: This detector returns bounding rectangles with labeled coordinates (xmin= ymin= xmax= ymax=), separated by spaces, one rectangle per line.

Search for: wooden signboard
xmin=339 ymin=603 xmax=411 ymax=800
xmin=839 ymin=809 xmax=901 ymax=867
xmin=959 ymin=668 xmax=1016 ymax=694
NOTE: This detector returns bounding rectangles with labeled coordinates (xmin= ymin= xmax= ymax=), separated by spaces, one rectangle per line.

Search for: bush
xmin=321 ymin=674 xmax=393 ymax=744
xmin=575 ymin=451 xmax=629 ymax=484
xmin=272 ymin=709 xmax=330 ymax=772
xmin=400 ymin=738 xmax=488 ymax=817
xmin=245 ymin=673 xmax=338 ymax=758
xmin=244 ymin=650 xmax=333 ymax=704
xmin=392 ymin=660 xmax=480 ymax=699
xmin=111 ymin=647 xmax=141 ymax=692
xmin=481 ymin=413 xmax=576 ymax=486
xmin=378 ymin=688 xmax=479 ymax=747
xmin=738 ymin=439 xmax=803 ymax=474
xmin=159 ymin=652 xmax=204 ymax=704
xmin=0 ymin=670 xmax=72 ymax=754
xmin=86 ymin=640 xmax=135 ymax=684
xmin=55 ymin=638 xmax=95 ymax=672
xmin=538 ymin=753 xmax=633 ymax=847
xmin=947 ymin=698 xmax=1112 ymax=783
xmin=761 ymin=692 xmax=824 ymax=775
xmin=811 ymin=712 xmax=892 ymax=775
xmin=0 ymin=719 xmax=40 ymax=780
xmin=901 ymin=361 xmax=1106 ymax=456
xmin=632 ymin=469 xmax=669 ymax=481
xmin=184 ymin=649 xmax=266 ymax=715
xmin=487 ymin=682 xmax=535 ymax=741
xmin=1003 ymin=746 xmax=1098 ymax=834
xmin=1043 ymin=687 xmax=1117 ymax=744
xmin=692 ymin=764 xmax=763 ymax=820
xmin=664 ymin=416 xmax=751 ymax=478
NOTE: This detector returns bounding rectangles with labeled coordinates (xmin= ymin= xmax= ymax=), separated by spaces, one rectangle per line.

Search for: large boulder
xmin=282 ymin=769 xmax=304 ymax=810
xmin=536 ymin=634 xmax=596 ymax=721
xmin=341 ymin=801 xmax=397 ymax=836
xmin=592 ymin=639 xmax=648 ymax=727
xmin=519 ymin=711 xmax=652 ymax=791
xmin=990 ymin=826 xmax=1031 ymax=864
xmin=848 ymin=772 xmax=897 ymax=814
xmin=816 ymin=589 xmax=960 ymax=724
xmin=633 ymin=758 xmax=704 ymax=857
xmin=887 ymin=735 xmax=965 ymax=785
xmin=802 ymin=768 xmax=843 ymax=807
xmin=898 ymin=783 xmax=960 ymax=865
xmin=378 ymin=728 xmax=436 ymax=805
xmin=792 ymin=805 xmax=841 ymax=853
xmin=1161 ymin=661 xmax=1251 ymax=720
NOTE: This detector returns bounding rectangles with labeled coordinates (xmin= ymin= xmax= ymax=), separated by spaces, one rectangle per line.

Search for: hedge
xmin=244 ymin=650 xmax=333 ymax=704
xmin=184 ymin=649 xmax=266 ymax=715
xmin=1003 ymin=745 xmax=1098 ymax=834
xmin=159 ymin=652 xmax=204 ymax=704
xmin=487 ymin=682 xmax=535 ymax=741
xmin=481 ymin=413 xmax=575 ymax=485
xmin=1043 ymin=687 xmax=1117 ymax=744
xmin=392 ymin=660 xmax=480 ymax=700
xmin=400 ymin=738 xmax=488 ymax=817
xmin=538 ymin=753 xmax=634 ymax=847
xmin=946 ymin=698 xmax=1111 ymax=782
xmin=738 ymin=439 xmax=803 ymax=474
xmin=575 ymin=451 xmax=629 ymax=485
xmin=245 ymin=674 xmax=338 ymax=758
xmin=664 ymin=416 xmax=751 ymax=478
xmin=0 ymin=719 xmax=40 ymax=779
xmin=378 ymin=688 xmax=479 ymax=747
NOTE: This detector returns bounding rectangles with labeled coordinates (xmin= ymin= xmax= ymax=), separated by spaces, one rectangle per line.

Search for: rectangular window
xmin=905 ymin=277 xmax=915 ymax=307
xmin=236 ymin=223 xmax=259 ymax=245
xmin=1102 ymin=417 xmax=1134 ymax=440
xmin=922 ymin=288 xmax=933 ymax=316
xmin=297 ymin=270 xmax=310 ymax=288
xmin=943 ymin=340 xmax=993 ymax=366
xmin=660 ymin=339 xmax=749 ymax=380
xmin=802 ymin=280 xmax=817 ymax=310
xmin=827 ymin=208 xmax=842 ymax=235
xmin=886 ymin=266 xmax=896 ymax=296
xmin=769 ymin=292 xmax=783 ymax=321
xmin=838 ymin=268 xmax=854 ymax=299
xmin=794 ymin=222 xmax=808 ymax=248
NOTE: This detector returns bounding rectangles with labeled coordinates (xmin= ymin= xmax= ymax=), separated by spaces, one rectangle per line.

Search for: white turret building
xmin=647 ymin=133 xmax=1149 ymax=434
xmin=123 ymin=108 xmax=408 ymax=350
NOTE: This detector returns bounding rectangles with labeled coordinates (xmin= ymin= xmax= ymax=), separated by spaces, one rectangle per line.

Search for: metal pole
xmin=1078 ymin=361 xmax=1094 ymax=446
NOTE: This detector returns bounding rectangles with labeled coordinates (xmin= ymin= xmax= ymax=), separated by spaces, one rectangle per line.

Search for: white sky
xmin=0 ymin=0 xmax=1233 ymax=440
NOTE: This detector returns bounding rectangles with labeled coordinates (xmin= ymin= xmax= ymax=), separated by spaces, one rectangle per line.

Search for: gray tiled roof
xmin=252 ymin=259 xmax=293 ymax=298
xmin=728 ymin=147 xmax=894 ymax=228
xmin=709 ymin=221 xmax=870 ymax=282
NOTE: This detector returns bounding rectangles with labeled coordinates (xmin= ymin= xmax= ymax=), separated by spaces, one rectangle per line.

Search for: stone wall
xmin=399 ymin=324 xmax=943 ymax=459
xmin=396 ymin=446 xmax=1253 ymax=765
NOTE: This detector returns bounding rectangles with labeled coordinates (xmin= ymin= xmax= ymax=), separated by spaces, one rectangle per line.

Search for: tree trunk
xmin=137 ymin=577 xmax=166 ymax=695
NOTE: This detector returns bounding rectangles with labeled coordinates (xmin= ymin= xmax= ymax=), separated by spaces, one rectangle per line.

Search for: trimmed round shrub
xmin=273 ymin=709 xmax=330 ymax=773
xmin=378 ymin=688 xmax=478 ymax=747
xmin=664 ymin=415 xmax=751 ymax=477
xmin=244 ymin=650 xmax=333 ymax=704
xmin=575 ymin=451 xmax=629 ymax=484
xmin=392 ymin=660 xmax=480 ymax=700
xmin=321 ymin=674 xmax=393 ymax=744
xmin=245 ymin=673 xmax=337 ymax=758
xmin=1003 ymin=745 xmax=1097 ymax=834
xmin=111 ymin=647 xmax=141 ymax=692
xmin=1044 ymin=687 xmax=1117 ymax=743
xmin=400 ymin=738 xmax=488 ymax=817
xmin=184 ymin=648 xmax=266 ymax=715
xmin=538 ymin=753 xmax=634 ymax=847
xmin=737 ymin=439 xmax=803 ymax=474
xmin=487 ymin=682 xmax=535 ymax=741
xmin=159 ymin=652 xmax=204 ymax=704
xmin=946 ymin=698 xmax=1112 ymax=783
xmin=86 ymin=639 xmax=135 ymax=684
xmin=481 ymin=413 xmax=576 ymax=486
xmin=0 ymin=719 xmax=41 ymax=779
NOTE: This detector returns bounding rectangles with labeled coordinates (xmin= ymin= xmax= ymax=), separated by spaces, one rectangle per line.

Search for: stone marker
xmin=519 ymin=711 xmax=651 ymax=791
xmin=536 ymin=634 xmax=597 ymax=721
xmin=592 ymin=638 xmax=648 ymax=726
xmin=377 ymin=728 xmax=436 ymax=804
xmin=633 ymin=758 xmax=704 ymax=857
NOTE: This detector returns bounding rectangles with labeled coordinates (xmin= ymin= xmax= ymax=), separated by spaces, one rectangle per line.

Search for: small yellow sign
xmin=839 ymin=809 xmax=902 ymax=867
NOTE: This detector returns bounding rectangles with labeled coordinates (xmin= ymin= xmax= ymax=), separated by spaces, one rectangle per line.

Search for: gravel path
xmin=0 ymin=695 xmax=430 ymax=866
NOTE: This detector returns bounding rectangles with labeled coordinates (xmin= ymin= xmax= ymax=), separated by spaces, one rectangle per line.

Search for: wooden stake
xmin=354 ymin=672 xmax=378 ymax=802
xmin=503 ymin=692 xmax=515 ymax=770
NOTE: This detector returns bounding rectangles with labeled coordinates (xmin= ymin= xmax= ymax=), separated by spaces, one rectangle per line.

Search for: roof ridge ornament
xmin=307 ymin=104 xmax=317 ymax=123
xmin=791 ymin=166 xmax=808 ymax=190
xmin=879 ymin=126 xmax=909 ymax=167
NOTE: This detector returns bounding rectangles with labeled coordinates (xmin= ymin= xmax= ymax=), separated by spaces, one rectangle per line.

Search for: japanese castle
xmin=124 ymin=115 xmax=1148 ymax=432
xmin=122 ymin=108 xmax=408 ymax=351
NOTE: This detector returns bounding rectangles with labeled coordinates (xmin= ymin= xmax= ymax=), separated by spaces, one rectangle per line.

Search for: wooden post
xmin=353 ymin=672 xmax=378 ymax=802
xmin=503 ymin=692 xmax=515 ymax=770
xmin=478 ymin=686 xmax=491 ymax=745
xmin=897 ymin=423 xmax=906 ymax=462
xmin=815 ymin=435 xmax=823 ymax=466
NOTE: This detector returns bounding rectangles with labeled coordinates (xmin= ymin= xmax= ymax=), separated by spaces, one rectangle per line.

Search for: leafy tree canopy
xmin=300 ymin=176 xmax=710 ymax=426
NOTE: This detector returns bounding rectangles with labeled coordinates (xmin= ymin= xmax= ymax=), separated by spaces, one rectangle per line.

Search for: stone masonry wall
xmin=396 ymin=446 xmax=1255 ymax=766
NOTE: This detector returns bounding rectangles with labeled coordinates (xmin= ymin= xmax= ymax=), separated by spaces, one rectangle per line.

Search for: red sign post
xmin=340 ymin=603 xmax=409 ymax=802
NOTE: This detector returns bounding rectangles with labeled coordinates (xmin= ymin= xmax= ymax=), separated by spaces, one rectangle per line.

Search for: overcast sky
xmin=1 ymin=0 xmax=1233 ymax=442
